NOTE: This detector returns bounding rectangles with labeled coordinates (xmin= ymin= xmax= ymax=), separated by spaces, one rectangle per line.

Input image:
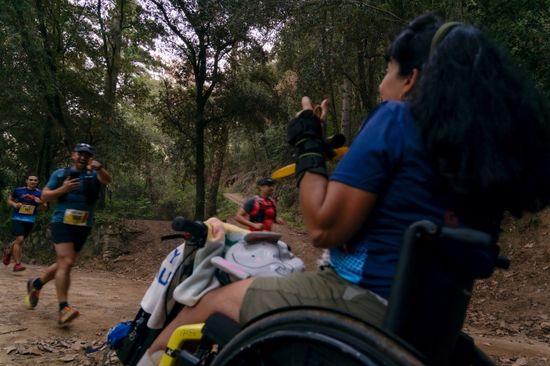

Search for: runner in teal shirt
xmin=24 ymin=143 xmax=112 ymax=326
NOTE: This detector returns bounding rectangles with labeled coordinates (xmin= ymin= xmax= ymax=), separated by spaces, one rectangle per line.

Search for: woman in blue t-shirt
xmin=141 ymin=14 xmax=550 ymax=363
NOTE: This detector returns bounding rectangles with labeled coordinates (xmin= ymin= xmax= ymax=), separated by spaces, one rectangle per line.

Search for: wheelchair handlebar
xmin=170 ymin=216 xmax=248 ymax=247
xmin=172 ymin=216 xmax=208 ymax=235
xmin=439 ymin=226 xmax=492 ymax=248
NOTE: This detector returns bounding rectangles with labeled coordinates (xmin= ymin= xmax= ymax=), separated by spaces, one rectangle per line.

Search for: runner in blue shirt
xmin=3 ymin=175 xmax=45 ymax=272
xmin=24 ymin=143 xmax=112 ymax=326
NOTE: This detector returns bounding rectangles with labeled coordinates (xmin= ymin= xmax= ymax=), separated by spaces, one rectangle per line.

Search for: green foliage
xmin=216 ymin=192 xmax=239 ymax=222
xmin=467 ymin=0 xmax=550 ymax=95
xmin=1 ymin=0 xmax=549 ymax=229
xmin=226 ymin=123 xmax=291 ymax=182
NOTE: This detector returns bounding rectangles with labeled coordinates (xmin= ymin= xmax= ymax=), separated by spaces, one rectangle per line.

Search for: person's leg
xmin=5 ymin=220 xmax=23 ymax=266
xmin=3 ymin=241 xmax=14 ymax=266
xmin=54 ymin=242 xmax=81 ymax=324
xmin=13 ymin=222 xmax=33 ymax=268
xmin=26 ymin=223 xmax=65 ymax=309
xmin=239 ymin=269 xmax=387 ymax=326
xmin=12 ymin=235 xmax=24 ymax=264
xmin=11 ymin=221 xmax=33 ymax=270
xmin=147 ymin=278 xmax=254 ymax=355
xmin=39 ymin=262 xmax=58 ymax=285
xmin=54 ymin=242 xmax=77 ymax=304
xmin=24 ymin=262 xmax=58 ymax=309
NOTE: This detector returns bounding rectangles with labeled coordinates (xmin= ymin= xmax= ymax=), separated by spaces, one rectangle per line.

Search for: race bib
xmin=63 ymin=209 xmax=89 ymax=226
xmin=19 ymin=205 xmax=36 ymax=215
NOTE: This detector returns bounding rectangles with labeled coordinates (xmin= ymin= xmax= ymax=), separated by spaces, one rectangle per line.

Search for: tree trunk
xmin=356 ymin=37 xmax=369 ymax=113
xmin=205 ymin=124 xmax=229 ymax=217
xmin=365 ymin=35 xmax=379 ymax=111
xmin=341 ymin=76 xmax=353 ymax=144
xmin=100 ymin=0 xmax=125 ymax=112
xmin=95 ymin=0 xmax=126 ymax=210
xmin=194 ymin=115 xmax=206 ymax=220
xmin=37 ymin=117 xmax=53 ymax=182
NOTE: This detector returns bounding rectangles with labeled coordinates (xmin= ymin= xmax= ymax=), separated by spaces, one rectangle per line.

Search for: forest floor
xmin=0 ymin=194 xmax=548 ymax=365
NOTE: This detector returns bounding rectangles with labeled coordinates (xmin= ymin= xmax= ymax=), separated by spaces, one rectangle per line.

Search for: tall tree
xmin=146 ymin=0 xmax=291 ymax=219
xmin=1 ymin=0 xmax=86 ymax=180
xmin=96 ymin=0 xmax=126 ymax=122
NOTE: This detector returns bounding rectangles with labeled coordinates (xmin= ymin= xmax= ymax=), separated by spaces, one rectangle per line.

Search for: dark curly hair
xmin=385 ymin=13 xmax=442 ymax=76
xmin=409 ymin=24 xmax=550 ymax=221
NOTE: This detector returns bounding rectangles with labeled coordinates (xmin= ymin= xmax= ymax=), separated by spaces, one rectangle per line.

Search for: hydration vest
xmin=248 ymin=196 xmax=277 ymax=231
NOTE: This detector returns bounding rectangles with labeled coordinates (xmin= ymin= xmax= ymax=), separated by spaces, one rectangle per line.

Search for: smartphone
xmin=69 ymin=171 xmax=80 ymax=180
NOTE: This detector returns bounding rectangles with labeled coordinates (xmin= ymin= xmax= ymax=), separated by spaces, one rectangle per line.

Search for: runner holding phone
xmin=24 ymin=143 xmax=112 ymax=326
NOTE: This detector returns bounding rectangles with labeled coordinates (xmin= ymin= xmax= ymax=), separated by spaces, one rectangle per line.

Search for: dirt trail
xmin=0 ymin=265 xmax=149 ymax=365
xmin=0 ymin=200 xmax=549 ymax=365
xmin=0 ymin=219 xmax=170 ymax=365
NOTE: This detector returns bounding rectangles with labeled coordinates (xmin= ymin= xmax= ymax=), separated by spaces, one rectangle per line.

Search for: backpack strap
xmin=248 ymin=195 xmax=262 ymax=222
xmin=268 ymin=197 xmax=277 ymax=219
xmin=63 ymin=167 xmax=71 ymax=179
xmin=58 ymin=167 xmax=101 ymax=204
xmin=259 ymin=196 xmax=277 ymax=220
xmin=57 ymin=167 xmax=72 ymax=203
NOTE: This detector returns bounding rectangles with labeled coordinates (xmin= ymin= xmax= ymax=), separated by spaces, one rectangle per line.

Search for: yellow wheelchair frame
xmin=160 ymin=323 xmax=205 ymax=366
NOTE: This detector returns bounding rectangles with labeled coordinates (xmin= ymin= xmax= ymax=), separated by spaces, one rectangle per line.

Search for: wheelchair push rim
xmin=212 ymin=308 xmax=423 ymax=366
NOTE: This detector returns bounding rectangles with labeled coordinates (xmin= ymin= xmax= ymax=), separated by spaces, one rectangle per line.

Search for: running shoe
xmin=24 ymin=278 xmax=41 ymax=309
xmin=2 ymin=247 xmax=11 ymax=266
xmin=13 ymin=263 xmax=26 ymax=272
xmin=59 ymin=306 xmax=80 ymax=326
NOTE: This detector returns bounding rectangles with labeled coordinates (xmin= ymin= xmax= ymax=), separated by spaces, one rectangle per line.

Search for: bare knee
xmin=57 ymin=256 xmax=75 ymax=269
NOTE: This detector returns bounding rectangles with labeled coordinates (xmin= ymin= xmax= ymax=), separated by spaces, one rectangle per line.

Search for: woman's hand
xmin=291 ymin=96 xmax=378 ymax=249
xmin=296 ymin=96 xmax=329 ymax=121
xmin=295 ymin=96 xmax=330 ymax=119
xmin=288 ymin=96 xmax=331 ymax=185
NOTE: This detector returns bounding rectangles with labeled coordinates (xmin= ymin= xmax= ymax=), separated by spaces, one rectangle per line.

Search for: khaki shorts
xmin=240 ymin=267 xmax=387 ymax=326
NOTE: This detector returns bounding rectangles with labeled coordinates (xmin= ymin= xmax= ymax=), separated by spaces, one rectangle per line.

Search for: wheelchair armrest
xmin=440 ymin=226 xmax=492 ymax=248
xmin=202 ymin=313 xmax=241 ymax=347
xmin=211 ymin=256 xmax=251 ymax=280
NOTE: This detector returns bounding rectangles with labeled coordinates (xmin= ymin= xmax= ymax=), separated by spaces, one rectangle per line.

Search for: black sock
xmin=59 ymin=302 xmax=69 ymax=311
xmin=33 ymin=278 xmax=43 ymax=290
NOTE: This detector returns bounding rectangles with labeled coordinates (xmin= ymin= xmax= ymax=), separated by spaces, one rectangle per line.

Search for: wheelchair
xmin=158 ymin=220 xmax=509 ymax=366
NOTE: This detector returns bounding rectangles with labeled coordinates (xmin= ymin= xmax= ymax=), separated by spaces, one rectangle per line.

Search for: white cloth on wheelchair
xmin=172 ymin=238 xmax=226 ymax=307
xmin=140 ymin=231 xmax=246 ymax=329
xmin=140 ymin=242 xmax=186 ymax=329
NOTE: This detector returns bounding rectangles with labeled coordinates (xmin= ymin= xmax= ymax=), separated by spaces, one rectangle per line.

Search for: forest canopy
xmin=1 ymin=0 xmax=548 ymax=227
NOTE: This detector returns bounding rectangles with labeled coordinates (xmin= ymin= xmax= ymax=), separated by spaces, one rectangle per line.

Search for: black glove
xmin=287 ymin=110 xmax=324 ymax=146
xmin=287 ymin=110 xmax=327 ymax=186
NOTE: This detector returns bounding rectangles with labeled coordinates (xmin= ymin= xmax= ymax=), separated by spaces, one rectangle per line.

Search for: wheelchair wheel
xmin=211 ymin=308 xmax=424 ymax=366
